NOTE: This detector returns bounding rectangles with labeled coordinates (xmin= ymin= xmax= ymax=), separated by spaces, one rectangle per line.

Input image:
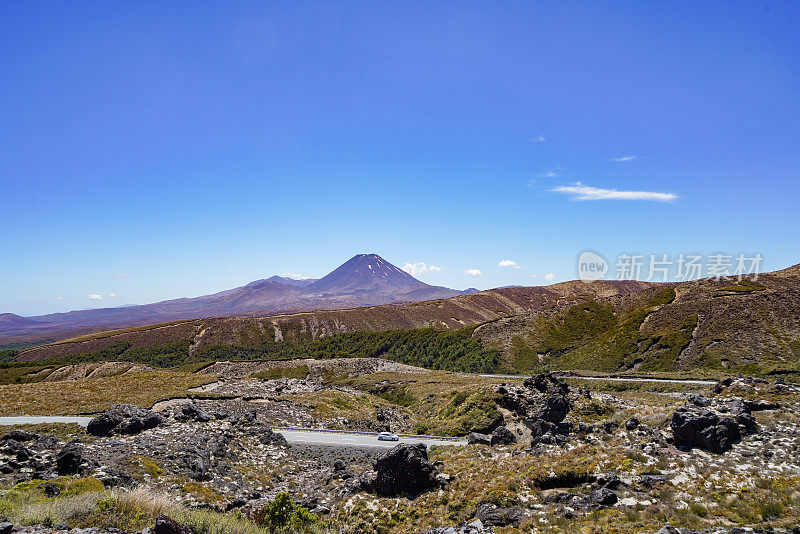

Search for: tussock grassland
xmin=0 ymin=371 xmax=216 ymax=415
xmin=0 ymin=480 xmax=339 ymax=534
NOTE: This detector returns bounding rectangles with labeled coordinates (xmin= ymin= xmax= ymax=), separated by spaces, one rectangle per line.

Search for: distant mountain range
xmin=0 ymin=254 xmax=477 ymax=344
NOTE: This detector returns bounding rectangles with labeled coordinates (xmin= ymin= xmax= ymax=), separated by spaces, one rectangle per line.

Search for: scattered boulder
xmin=496 ymin=373 xmax=572 ymax=427
xmin=97 ymin=467 xmax=136 ymax=488
xmin=671 ymin=399 xmax=757 ymax=453
xmin=143 ymin=412 xmax=166 ymax=430
xmin=56 ymin=441 xmax=86 ymax=475
xmin=181 ymin=403 xmax=212 ymax=423
xmin=87 ymin=404 xmax=162 ymax=437
xmin=625 ymin=417 xmax=640 ymax=430
xmin=490 ymin=426 xmax=516 ymax=446
xmin=361 ymin=443 xmax=446 ymax=497
xmin=544 ymin=488 xmax=617 ymax=511
xmin=117 ymin=416 xmax=145 ymax=435
xmin=475 ymin=503 xmax=525 ymax=527
xmin=154 ymin=513 xmax=194 ymax=534
xmin=0 ymin=522 xmax=12 ymax=534
xmin=639 ymin=474 xmax=667 ymax=488
xmin=595 ymin=472 xmax=622 ymax=489
xmin=87 ymin=412 xmax=124 ymax=437
xmin=467 ymin=432 xmax=492 ymax=446
xmin=40 ymin=482 xmax=61 ymax=496
xmin=1 ymin=429 xmax=38 ymax=442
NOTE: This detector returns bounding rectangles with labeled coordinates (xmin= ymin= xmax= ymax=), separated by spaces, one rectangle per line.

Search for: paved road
xmin=278 ymin=429 xmax=464 ymax=449
xmin=479 ymin=374 xmax=716 ymax=386
xmin=0 ymin=416 xmax=94 ymax=427
xmin=0 ymin=416 xmax=463 ymax=448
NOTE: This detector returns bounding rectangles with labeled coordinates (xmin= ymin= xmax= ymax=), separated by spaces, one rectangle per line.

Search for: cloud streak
xmin=611 ymin=155 xmax=636 ymax=162
xmin=552 ymin=182 xmax=677 ymax=202
xmin=88 ymin=294 xmax=103 ymax=301
xmin=464 ymin=268 xmax=482 ymax=277
xmin=498 ymin=259 xmax=521 ymax=269
xmin=402 ymin=262 xmax=442 ymax=277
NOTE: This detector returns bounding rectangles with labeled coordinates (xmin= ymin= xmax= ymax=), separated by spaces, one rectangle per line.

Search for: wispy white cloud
xmin=402 ymin=262 xmax=442 ymax=277
xmin=282 ymin=272 xmax=311 ymax=280
xmin=529 ymin=274 xmax=538 ymax=280
xmin=498 ymin=259 xmax=521 ymax=270
xmin=528 ymin=135 xmax=546 ymax=143
xmin=108 ymin=293 xmax=117 ymax=298
xmin=57 ymin=296 xmax=66 ymax=300
xmin=611 ymin=155 xmax=636 ymax=162
xmin=465 ymin=268 xmax=482 ymax=277
xmin=544 ymin=273 xmax=556 ymax=281
xmin=551 ymin=182 xmax=677 ymax=202
xmin=88 ymin=294 xmax=103 ymax=301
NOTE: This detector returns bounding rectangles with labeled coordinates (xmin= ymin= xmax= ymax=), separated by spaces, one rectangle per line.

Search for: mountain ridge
xmin=0 ymin=254 xmax=473 ymax=343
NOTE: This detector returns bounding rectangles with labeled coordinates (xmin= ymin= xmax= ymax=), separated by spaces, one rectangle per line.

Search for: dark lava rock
xmin=744 ymin=399 xmax=781 ymax=411
xmin=588 ymin=488 xmax=618 ymax=507
xmin=182 ymin=403 xmax=212 ymax=422
xmin=595 ymin=472 xmax=622 ymax=489
xmin=2 ymin=429 xmax=39 ymax=442
xmin=143 ymin=412 xmax=166 ymax=430
xmin=176 ymin=431 xmax=235 ymax=481
xmin=544 ymin=488 xmax=617 ymax=510
xmin=0 ymin=522 xmax=12 ymax=534
xmin=670 ymin=399 xmax=757 ymax=454
xmin=362 ymin=443 xmax=445 ymax=497
xmin=496 ymin=373 xmax=572 ymax=429
xmin=31 ymin=434 xmax=60 ymax=451
xmin=154 ymin=513 xmax=194 ymax=534
xmin=601 ymin=421 xmax=619 ymax=433
xmin=467 ymin=432 xmax=492 ymax=446
xmin=98 ymin=467 xmax=137 ymax=488
xmin=475 ymin=503 xmax=526 ymax=527
xmin=87 ymin=412 xmax=124 ymax=437
xmin=490 ymin=426 xmax=516 ymax=446
xmin=1 ymin=439 xmax=31 ymax=462
xmin=56 ymin=442 xmax=86 ymax=475
xmin=117 ymin=416 xmax=144 ymax=435
xmin=671 ymin=408 xmax=740 ymax=453
xmin=40 ymin=482 xmax=61 ymax=496
xmin=333 ymin=459 xmax=347 ymax=472
xmin=256 ymin=427 xmax=288 ymax=447
xmin=625 ymin=417 xmax=640 ymax=430
xmin=639 ymin=474 xmax=667 ymax=488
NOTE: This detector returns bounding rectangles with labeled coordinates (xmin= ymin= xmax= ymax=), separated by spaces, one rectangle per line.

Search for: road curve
xmin=478 ymin=373 xmax=716 ymax=386
xmin=278 ymin=429 xmax=465 ymax=449
xmin=0 ymin=417 xmax=464 ymax=448
xmin=0 ymin=416 xmax=94 ymax=426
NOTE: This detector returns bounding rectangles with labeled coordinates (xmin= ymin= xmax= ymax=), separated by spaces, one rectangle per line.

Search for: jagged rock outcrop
xmin=670 ymin=396 xmax=757 ymax=453
xmin=360 ymin=443 xmax=447 ymax=496
xmin=489 ymin=426 xmax=516 ymax=446
xmin=87 ymin=404 xmax=164 ymax=437
xmin=475 ymin=503 xmax=526 ymax=527
xmin=55 ymin=441 xmax=86 ymax=475
xmin=493 ymin=373 xmax=579 ymax=446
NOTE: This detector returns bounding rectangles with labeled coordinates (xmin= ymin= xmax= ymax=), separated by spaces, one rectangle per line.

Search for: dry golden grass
xmin=0 ymin=370 xmax=217 ymax=415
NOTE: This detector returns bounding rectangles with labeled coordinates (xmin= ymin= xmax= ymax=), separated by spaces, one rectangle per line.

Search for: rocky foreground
xmin=1 ymin=369 xmax=800 ymax=533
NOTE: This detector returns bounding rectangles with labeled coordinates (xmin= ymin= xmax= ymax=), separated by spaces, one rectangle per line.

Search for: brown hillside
xmin=16 ymin=281 xmax=653 ymax=362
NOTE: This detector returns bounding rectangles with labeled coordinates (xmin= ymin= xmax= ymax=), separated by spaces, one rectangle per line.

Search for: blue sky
xmin=2 ymin=1 xmax=799 ymax=316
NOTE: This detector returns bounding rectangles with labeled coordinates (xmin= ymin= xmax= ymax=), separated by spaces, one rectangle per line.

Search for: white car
xmin=377 ymin=431 xmax=399 ymax=441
